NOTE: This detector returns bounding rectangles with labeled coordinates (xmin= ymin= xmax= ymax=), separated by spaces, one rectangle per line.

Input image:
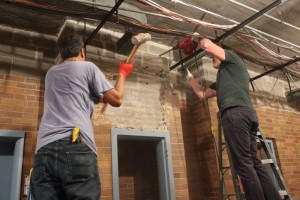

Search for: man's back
xmin=37 ymin=61 xmax=113 ymax=154
xmin=215 ymin=50 xmax=253 ymax=112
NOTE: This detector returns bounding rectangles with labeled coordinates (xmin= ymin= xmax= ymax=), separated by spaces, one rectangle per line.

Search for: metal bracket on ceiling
xmin=285 ymin=72 xmax=294 ymax=101
xmin=84 ymin=0 xmax=125 ymax=48
xmin=169 ymin=0 xmax=283 ymax=71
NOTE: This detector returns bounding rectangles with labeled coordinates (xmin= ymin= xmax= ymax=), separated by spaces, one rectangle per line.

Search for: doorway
xmin=111 ymin=128 xmax=175 ymax=200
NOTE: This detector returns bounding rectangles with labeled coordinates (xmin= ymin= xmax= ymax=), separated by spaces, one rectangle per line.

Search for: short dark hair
xmin=58 ymin=34 xmax=84 ymax=59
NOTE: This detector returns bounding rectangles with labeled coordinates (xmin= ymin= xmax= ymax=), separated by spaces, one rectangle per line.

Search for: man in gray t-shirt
xmin=30 ymin=34 xmax=134 ymax=200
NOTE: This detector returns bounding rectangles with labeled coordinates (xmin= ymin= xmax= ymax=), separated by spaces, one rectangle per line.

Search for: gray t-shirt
xmin=36 ymin=61 xmax=114 ymax=154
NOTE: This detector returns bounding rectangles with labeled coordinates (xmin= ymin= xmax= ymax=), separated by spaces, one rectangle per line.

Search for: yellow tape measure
xmin=211 ymin=127 xmax=216 ymax=137
xmin=72 ymin=127 xmax=80 ymax=143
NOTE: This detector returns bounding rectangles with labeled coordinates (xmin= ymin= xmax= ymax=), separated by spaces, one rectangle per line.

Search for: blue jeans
xmin=222 ymin=106 xmax=281 ymax=200
xmin=30 ymin=139 xmax=101 ymax=200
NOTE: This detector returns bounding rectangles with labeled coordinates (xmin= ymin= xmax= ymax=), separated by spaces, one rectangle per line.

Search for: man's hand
xmin=179 ymin=67 xmax=194 ymax=80
xmin=118 ymin=60 xmax=133 ymax=77
xmin=185 ymin=68 xmax=194 ymax=80
xmin=199 ymin=38 xmax=225 ymax=62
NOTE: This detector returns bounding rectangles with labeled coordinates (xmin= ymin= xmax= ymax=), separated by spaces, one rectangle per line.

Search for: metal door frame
xmin=0 ymin=130 xmax=25 ymax=200
xmin=111 ymin=128 xmax=175 ymax=200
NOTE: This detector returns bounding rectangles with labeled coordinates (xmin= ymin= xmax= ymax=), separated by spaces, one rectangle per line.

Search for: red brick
xmin=5 ymin=74 xmax=26 ymax=82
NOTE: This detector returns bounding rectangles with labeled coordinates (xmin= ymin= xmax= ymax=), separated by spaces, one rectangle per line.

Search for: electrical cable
xmin=7 ymin=0 xmax=300 ymax=83
xmin=138 ymin=0 xmax=236 ymax=30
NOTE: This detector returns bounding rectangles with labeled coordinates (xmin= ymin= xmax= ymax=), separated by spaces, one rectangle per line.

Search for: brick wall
xmin=174 ymin=61 xmax=300 ymax=199
xmin=163 ymin=89 xmax=190 ymax=200
xmin=1 ymin=21 xmax=300 ymax=200
xmin=93 ymin=125 xmax=114 ymax=200
xmin=255 ymin=105 xmax=300 ymax=198
xmin=0 ymin=73 xmax=44 ymax=198
xmin=0 ymin=23 xmax=192 ymax=200
xmin=177 ymin=89 xmax=300 ymax=200
xmin=180 ymin=98 xmax=219 ymax=200
xmin=118 ymin=140 xmax=159 ymax=200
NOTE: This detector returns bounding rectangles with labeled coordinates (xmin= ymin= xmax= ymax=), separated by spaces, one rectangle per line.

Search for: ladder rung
xmin=222 ymin=165 xmax=230 ymax=169
xmin=261 ymin=159 xmax=274 ymax=164
xmin=222 ymin=146 xmax=226 ymax=151
xmin=279 ymin=190 xmax=288 ymax=196
xmin=223 ymin=193 xmax=236 ymax=196
xmin=222 ymin=166 xmax=230 ymax=174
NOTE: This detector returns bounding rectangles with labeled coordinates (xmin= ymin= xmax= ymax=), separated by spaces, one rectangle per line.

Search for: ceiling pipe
xmin=172 ymin=0 xmax=300 ymax=50
xmin=84 ymin=0 xmax=125 ymax=47
xmin=75 ymin=0 xmax=300 ymax=51
xmin=70 ymin=0 xmax=175 ymax=20
xmin=169 ymin=0 xmax=283 ymax=71
xmin=227 ymin=0 xmax=300 ymax=32
xmin=250 ymin=57 xmax=300 ymax=81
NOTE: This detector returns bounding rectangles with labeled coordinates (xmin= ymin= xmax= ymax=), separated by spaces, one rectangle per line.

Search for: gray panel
xmin=0 ymin=130 xmax=25 ymax=200
xmin=0 ymin=156 xmax=13 ymax=200
xmin=157 ymin=140 xmax=169 ymax=200
xmin=10 ymin=138 xmax=25 ymax=200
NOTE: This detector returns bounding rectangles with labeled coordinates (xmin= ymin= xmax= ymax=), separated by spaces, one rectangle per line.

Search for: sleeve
xmin=224 ymin=49 xmax=241 ymax=63
xmin=88 ymin=63 xmax=114 ymax=100
xmin=209 ymin=82 xmax=217 ymax=90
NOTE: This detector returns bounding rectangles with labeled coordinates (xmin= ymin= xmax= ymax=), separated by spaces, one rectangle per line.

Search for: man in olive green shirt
xmin=183 ymin=38 xmax=281 ymax=200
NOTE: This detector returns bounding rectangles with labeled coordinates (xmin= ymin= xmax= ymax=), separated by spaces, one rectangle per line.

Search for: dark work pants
xmin=30 ymin=139 xmax=101 ymax=200
xmin=221 ymin=106 xmax=282 ymax=200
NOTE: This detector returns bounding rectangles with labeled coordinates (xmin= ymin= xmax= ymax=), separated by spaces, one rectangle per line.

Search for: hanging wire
xmin=8 ymin=0 xmax=300 ymax=83
xmin=137 ymin=0 xmax=236 ymax=30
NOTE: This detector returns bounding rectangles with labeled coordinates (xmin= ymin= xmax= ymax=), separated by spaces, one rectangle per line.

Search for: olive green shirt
xmin=209 ymin=50 xmax=253 ymax=112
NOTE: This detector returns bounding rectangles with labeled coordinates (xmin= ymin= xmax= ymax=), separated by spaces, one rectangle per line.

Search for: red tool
xmin=178 ymin=37 xmax=198 ymax=55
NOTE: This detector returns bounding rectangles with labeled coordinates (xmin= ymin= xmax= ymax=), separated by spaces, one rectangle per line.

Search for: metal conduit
xmin=169 ymin=0 xmax=284 ymax=71
xmin=70 ymin=0 xmax=175 ymax=19
xmin=250 ymin=57 xmax=300 ymax=81
xmin=84 ymin=0 xmax=125 ymax=47
xmin=73 ymin=0 xmax=300 ymax=51
xmin=227 ymin=0 xmax=300 ymax=32
xmin=172 ymin=0 xmax=300 ymax=50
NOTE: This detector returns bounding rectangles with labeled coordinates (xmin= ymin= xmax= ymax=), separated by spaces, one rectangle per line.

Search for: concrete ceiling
xmin=1 ymin=0 xmax=300 ymax=83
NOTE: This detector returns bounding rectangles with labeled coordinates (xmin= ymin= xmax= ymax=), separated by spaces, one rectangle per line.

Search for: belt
xmin=60 ymin=135 xmax=72 ymax=141
xmin=60 ymin=127 xmax=84 ymax=144
xmin=221 ymin=106 xmax=240 ymax=117
xmin=60 ymin=135 xmax=85 ymax=145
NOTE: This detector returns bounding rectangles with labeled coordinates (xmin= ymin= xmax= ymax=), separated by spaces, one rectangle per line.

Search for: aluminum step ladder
xmin=217 ymin=117 xmax=292 ymax=200
xmin=257 ymin=127 xmax=292 ymax=200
